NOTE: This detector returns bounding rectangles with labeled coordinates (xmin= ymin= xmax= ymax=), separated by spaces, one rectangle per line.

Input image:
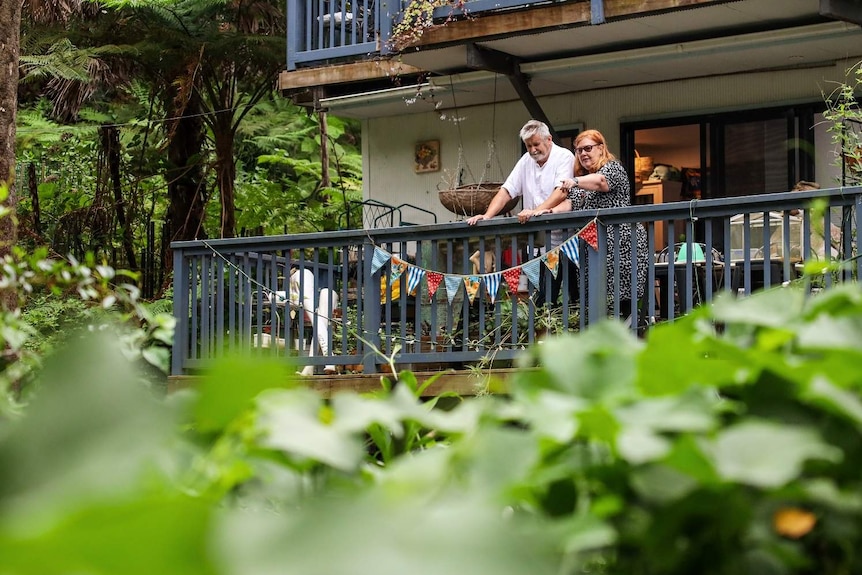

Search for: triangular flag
xmin=560 ymin=236 xmax=581 ymax=268
xmin=406 ymin=265 xmax=425 ymax=296
xmin=390 ymin=256 xmax=408 ymax=283
xmin=542 ymin=249 xmax=560 ymax=279
xmin=426 ymin=271 xmax=443 ymax=298
xmin=502 ymin=267 xmax=521 ymax=294
xmin=464 ymin=276 xmax=481 ymax=305
xmin=444 ymin=274 xmax=462 ymax=304
xmin=484 ymin=272 xmax=502 ymax=304
xmin=522 ymin=258 xmax=542 ymax=288
xmin=371 ymin=247 xmax=390 ymax=274
xmin=578 ymin=219 xmax=599 ymax=251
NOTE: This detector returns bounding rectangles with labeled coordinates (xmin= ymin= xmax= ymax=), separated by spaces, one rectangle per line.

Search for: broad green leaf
xmin=636 ymin=317 xmax=735 ymax=395
xmin=711 ymin=287 xmax=806 ymax=328
xmin=530 ymin=321 xmax=640 ymax=403
xmin=513 ymin=388 xmax=586 ymax=443
xmin=0 ymin=334 xmax=173 ymax=521
xmin=664 ymin=435 xmax=721 ymax=485
xmin=0 ymin=495 xmax=215 ymax=575
xmin=630 ymin=463 xmax=699 ymax=504
xmin=194 ymin=356 xmax=295 ymax=434
xmin=706 ymin=420 xmax=841 ymax=488
xmin=800 ymin=376 xmax=862 ymax=426
xmin=256 ymin=388 xmax=364 ymax=472
xmin=801 ymin=478 xmax=862 ymax=512
xmin=214 ymin=491 xmax=559 ymax=575
xmin=554 ymin=513 xmax=617 ymax=555
xmin=796 ymin=315 xmax=862 ymax=351
xmin=617 ymin=428 xmax=671 ymax=464
xmin=615 ymin=387 xmax=718 ymax=433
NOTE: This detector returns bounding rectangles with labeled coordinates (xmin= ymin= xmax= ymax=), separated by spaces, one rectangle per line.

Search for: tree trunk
xmin=165 ymin=93 xmax=207 ymax=245
xmin=0 ymin=0 xmax=21 ymax=312
xmin=100 ymin=125 xmax=137 ymax=270
xmin=27 ymin=163 xmax=41 ymax=237
xmin=213 ymin=118 xmax=236 ymax=239
xmin=319 ymin=109 xmax=330 ymax=189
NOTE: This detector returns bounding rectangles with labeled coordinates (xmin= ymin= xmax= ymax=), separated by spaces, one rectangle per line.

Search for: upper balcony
xmin=282 ymin=0 xmax=862 ymax=118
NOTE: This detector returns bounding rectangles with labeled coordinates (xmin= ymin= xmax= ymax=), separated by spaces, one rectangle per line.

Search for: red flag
xmin=426 ymin=271 xmax=443 ymax=298
xmin=502 ymin=267 xmax=521 ymax=294
xmin=579 ymin=219 xmax=599 ymax=251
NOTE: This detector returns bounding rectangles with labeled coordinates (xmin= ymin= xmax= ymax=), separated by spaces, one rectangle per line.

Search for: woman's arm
xmin=560 ymin=172 xmax=609 ymax=192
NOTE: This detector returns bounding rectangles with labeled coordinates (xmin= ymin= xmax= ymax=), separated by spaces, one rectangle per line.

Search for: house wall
xmin=364 ymin=60 xmax=858 ymax=224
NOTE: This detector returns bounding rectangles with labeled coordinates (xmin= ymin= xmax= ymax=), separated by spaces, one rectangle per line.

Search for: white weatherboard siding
xmin=362 ymin=60 xmax=859 ymax=224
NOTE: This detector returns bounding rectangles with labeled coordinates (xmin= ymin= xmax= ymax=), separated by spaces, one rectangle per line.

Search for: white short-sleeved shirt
xmin=502 ymin=143 xmax=575 ymax=210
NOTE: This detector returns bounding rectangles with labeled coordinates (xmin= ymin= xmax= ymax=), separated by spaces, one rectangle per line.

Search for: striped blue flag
xmin=560 ymin=236 xmax=581 ymax=268
xmin=484 ymin=272 xmax=502 ymax=304
xmin=406 ymin=265 xmax=425 ymax=296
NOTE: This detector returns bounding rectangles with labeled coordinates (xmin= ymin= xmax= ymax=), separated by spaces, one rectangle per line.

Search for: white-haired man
xmin=466 ymin=119 xmax=576 ymax=306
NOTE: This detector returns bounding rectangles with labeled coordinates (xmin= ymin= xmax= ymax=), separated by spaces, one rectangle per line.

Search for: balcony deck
xmin=170 ymin=186 xmax=861 ymax=390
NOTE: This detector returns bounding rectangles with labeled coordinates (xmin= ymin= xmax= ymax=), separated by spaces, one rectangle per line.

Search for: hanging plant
xmin=389 ymin=0 xmax=468 ymax=52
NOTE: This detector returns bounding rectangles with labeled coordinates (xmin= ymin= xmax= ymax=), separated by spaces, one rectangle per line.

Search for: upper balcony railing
xmin=286 ymin=0 xmax=595 ymax=71
xmin=171 ymin=186 xmax=861 ymax=376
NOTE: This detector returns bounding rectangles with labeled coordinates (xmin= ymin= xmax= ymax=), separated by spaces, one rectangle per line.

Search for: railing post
xmin=362 ymin=241 xmax=382 ymax=374
xmin=378 ymin=0 xmax=399 ymax=55
xmin=590 ymin=0 xmax=605 ymax=25
xmin=588 ymin=222 xmax=608 ymax=323
xmin=171 ymin=246 xmax=190 ymax=376
xmin=286 ymin=0 xmax=304 ymax=71
xmin=855 ymin=194 xmax=862 ymax=281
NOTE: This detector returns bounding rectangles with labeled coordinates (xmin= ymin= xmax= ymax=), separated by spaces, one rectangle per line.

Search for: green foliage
xmin=389 ymin=0 xmax=467 ymax=52
xmin=0 ymin=178 xmax=176 ymax=403
xmin=234 ymin=95 xmax=363 ymax=234
xmin=822 ymin=60 xmax=862 ymax=186
xmin=4 ymin=281 xmax=862 ymax=574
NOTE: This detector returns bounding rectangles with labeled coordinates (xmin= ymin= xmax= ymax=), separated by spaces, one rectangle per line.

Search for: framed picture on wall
xmin=414 ymin=140 xmax=440 ymax=173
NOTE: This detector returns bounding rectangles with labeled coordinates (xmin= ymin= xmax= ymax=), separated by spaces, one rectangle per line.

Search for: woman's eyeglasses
xmin=575 ymin=143 xmax=602 ymax=154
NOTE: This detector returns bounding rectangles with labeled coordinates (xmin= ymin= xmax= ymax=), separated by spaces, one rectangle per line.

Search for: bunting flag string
xmin=367 ymin=218 xmax=599 ymax=303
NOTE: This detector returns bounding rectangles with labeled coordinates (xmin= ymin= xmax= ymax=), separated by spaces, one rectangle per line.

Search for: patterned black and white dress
xmin=567 ymin=160 xmax=648 ymax=303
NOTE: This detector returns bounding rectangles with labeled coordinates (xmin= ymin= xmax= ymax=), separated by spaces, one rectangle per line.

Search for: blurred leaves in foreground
xmin=3 ymin=284 xmax=862 ymax=574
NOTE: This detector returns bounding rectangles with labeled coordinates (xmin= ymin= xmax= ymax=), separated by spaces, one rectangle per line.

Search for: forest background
xmin=2 ymin=0 xmax=363 ymax=302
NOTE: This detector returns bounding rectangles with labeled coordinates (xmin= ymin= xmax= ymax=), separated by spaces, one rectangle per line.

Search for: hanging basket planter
xmin=438 ymin=183 xmax=519 ymax=216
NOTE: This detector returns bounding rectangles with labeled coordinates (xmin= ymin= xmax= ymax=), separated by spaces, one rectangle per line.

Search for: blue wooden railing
xmin=286 ymin=0 xmax=595 ymax=71
xmin=171 ymin=186 xmax=861 ymax=376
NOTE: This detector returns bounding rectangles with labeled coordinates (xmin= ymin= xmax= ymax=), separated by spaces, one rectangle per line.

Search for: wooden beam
xmin=413 ymin=0 xmax=723 ymax=47
xmin=167 ymin=368 xmax=528 ymax=398
xmin=820 ymin=0 xmax=862 ymax=25
xmin=278 ymin=59 xmax=425 ymax=92
xmin=415 ymin=2 xmax=589 ymax=46
xmin=465 ymin=43 xmax=518 ymax=75
xmin=465 ymin=44 xmax=559 ymax=142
